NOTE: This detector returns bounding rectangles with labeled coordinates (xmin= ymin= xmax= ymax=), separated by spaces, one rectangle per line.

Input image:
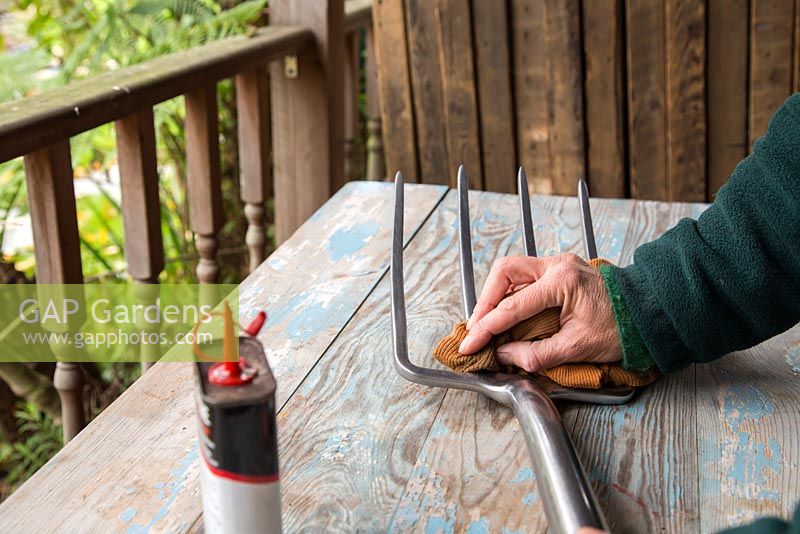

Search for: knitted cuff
xmin=598 ymin=265 xmax=656 ymax=373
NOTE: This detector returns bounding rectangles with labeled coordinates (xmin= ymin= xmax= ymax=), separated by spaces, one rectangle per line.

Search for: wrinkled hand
xmin=460 ymin=253 xmax=622 ymax=372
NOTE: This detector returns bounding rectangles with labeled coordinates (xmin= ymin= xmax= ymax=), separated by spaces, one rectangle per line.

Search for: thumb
xmin=496 ymin=337 xmax=567 ymax=373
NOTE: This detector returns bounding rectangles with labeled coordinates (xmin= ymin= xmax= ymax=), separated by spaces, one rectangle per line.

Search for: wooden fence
xmin=373 ymin=0 xmax=800 ymax=201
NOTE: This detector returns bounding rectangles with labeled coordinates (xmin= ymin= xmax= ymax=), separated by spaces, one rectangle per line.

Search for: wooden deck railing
xmin=0 ymin=0 xmax=382 ymax=442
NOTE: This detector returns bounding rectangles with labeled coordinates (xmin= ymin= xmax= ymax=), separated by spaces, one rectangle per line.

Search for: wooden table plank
xmin=0 ymin=181 xmax=446 ymax=534
xmin=277 ymin=189 xmax=524 ymax=531
xmin=565 ymin=200 xmax=705 ymax=533
xmin=389 ymin=195 xmax=637 ymax=532
xmin=697 ymin=325 xmax=800 ymax=531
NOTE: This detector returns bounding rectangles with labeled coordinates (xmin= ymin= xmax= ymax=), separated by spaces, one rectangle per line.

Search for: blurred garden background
xmin=0 ymin=0 xmax=367 ymax=499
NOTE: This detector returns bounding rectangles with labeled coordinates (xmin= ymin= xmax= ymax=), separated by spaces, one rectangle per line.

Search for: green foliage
xmin=0 ymin=402 xmax=63 ymax=493
xmin=0 ymin=0 xmax=266 ymax=281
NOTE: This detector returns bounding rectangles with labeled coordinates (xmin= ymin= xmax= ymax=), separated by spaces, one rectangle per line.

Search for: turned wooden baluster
xmin=236 ymin=68 xmax=271 ymax=273
xmin=115 ymin=109 xmax=165 ymax=372
xmin=185 ymin=85 xmax=223 ymax=283
xmin=365 ymin=25 xmax=385 ymax=181
xmin=23 ymin=140 xmax=85 ymax=442
xmin=271 ymin=0 xmax=344 ymax=243
xmin=343 ymin=31 xmax=361 ymax=183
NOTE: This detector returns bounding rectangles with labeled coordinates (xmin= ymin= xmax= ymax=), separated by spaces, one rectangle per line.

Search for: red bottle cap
xmin=245 ymin=311 xmax=267 ymax=336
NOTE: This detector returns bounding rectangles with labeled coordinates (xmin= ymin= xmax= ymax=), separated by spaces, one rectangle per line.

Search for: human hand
xmin=459 ymin=253 xmax=622 ymax=372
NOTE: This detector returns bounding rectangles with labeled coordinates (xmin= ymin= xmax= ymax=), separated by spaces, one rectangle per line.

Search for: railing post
xmin=115 ymin=109 xmax=164 ymax=371
xmin=343 ymin=31 xmax=361 ymax=183
xmin=236 ymin=68 xmax=272 ymax=273
xmin=185 ymin=85 xmax=223 ymax=284
xmin=23 ymin=140 xmax=86 ymax=442
xmin=365 ymin=24 xmax=385 ymax=181
xmin=271 ymin=0 xmax=345 ymax=243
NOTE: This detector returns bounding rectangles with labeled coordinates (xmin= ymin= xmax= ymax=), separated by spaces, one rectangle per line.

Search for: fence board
xmin=372 ymin=0 xmax=417 ymax=181
xmin=546 ymin=0 xmax=586 ymax=196
xmin=405 ymin=0 xmax=449 ymax=184
xmin=707 ymin=0 xmax=749 ymax=198
xmin=626 ymin=0 xmax=668 ymax=200
xmin=666 ymin=0 xmax=706 ymax=202
xmin=582 ymin=0 xmax=627 ymax=199
xmin=749 ymin=0 xmax=795 ymax=147
xmin=512 ymin=0 xmax=552 ymax=194
xmin=435 ymin=0 xmax=482 ymax=189
xmin=471 ymin=0 xmax=516 ymax=193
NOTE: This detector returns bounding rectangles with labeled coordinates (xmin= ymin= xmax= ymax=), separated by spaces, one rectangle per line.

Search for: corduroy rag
xmin=433 ymin=258 xmax=660 ymax=389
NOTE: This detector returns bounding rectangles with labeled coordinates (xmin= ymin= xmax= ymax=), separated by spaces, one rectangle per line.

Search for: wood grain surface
xmin=626 ymin=0 xmax=668 ymax=200
xmin=404 ymin=0 xmax=449 ymax=184
xmin=1 ymin=184 xmax=798 ymax=533
xmin=582 ymin=0 xmax=627 ymax=199
xmin=749 ymin=0 xmax=796 ymax=148
xmin=707 ymin=0 xmax=749 ymax=198
xmin=471 ymin=0 xmax=516 ymax=193
xmin=666 ymin=0 xmax=706 ymax=202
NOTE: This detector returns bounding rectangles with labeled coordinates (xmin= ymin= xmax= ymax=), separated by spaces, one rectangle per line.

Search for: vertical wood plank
xmin=236 ymin=68 xmax=272 ymax=273
xmin=749 ymin=0 xmax=795 ymax=147
xmin=185 ymin=85 xmax=223 ymax=283
xmin=666 ymin=0 xmax=706 ymax=202
xmin=795 ymin=0 xmax=800 ymax=92
xmin=707 ymin=0 xmax=749 ymax=198
xmin=405 ymin=0 xmax=450 ymax=184
xmin=271 ymin=0 xmax=344 ymax=242
xmin=626 ymin=0 xmax=668 ymax=200
xmin=343 ymin=31 xmax=361 ymax=183
xmin=471 ymin=0 xmax=516 ymax=193
xmin=545 ymin=0 xmax=586 ymax=196
xmin=582 ymin=0 xmax=627 ymax=198
xmin=115 ymin=109 xmax=164 ymax=283
xmin=365 ymin=25 xmax=387 ymax=181
xmin=24 ymin=140 xmax=85 ymax=442
xmin=512 ymin=0 xmax=552 ymax=194
xmin=434 ymin=0 xmax=482 ymax=189
xmin=372 ymin=0 xmax=417 ymax=180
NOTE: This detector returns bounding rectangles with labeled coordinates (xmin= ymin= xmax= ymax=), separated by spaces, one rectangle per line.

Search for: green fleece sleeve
xmin=717 ymin=503 xmax=800 ymax=534
xmin=607 ymin=92 xmax=800 ymax=374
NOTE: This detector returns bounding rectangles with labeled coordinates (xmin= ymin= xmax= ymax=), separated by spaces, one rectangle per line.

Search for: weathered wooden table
xmin=1 ymin=181 xmax=798 ymax=533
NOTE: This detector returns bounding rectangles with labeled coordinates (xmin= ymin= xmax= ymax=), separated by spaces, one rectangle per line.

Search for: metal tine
xmin=458 ymin=165 xmax=477 ymax=320
xmin=578 ymin=178 xmax=598 ymax=260
xmin=518 ymin=167 xmax=536 ymax=257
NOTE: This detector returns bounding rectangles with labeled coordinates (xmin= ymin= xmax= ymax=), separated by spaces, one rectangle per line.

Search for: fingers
xmin=495 ymin=339 xmax=561 ymax=372
xmin=467 ymin=256 xmax=552 ymax=330
xmin=460 ymin=273 xmax=563 ymax=355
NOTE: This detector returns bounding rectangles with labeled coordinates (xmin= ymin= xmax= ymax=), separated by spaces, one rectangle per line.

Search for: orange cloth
xmin=433 ymin=259 xmax=659 ymax=390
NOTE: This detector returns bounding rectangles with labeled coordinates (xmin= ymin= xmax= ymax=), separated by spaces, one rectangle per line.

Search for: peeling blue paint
xmin=466 ymin=517 xmax=490 ymax=534
xmin=522 ymin=492 xmax=538 ymax=505
xmin=119 ymin=507 xmax=137 ymax=523
xmin=501 ymin=528 xmax=524 ymax=534
xmin=430 ymin=420 xmax=449 ymax=438
xmin=701 ymin=379 xmax=783 ymax=503
xmin=328 ymin=221 xmax=381 ymax=261
xmin=126 ymin=444 xmax=198 ymax=534
xmin=510 ymin=467 xmax=534 ymax=483
xmin=425 ymin=514 xmax=455 ymax=534
xmin=786 ymin=346 xmax=800 ymax=373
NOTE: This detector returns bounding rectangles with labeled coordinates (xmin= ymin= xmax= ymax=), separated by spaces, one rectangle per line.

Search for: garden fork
xmin=391 ymin=167 xmax=632 ymax=533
